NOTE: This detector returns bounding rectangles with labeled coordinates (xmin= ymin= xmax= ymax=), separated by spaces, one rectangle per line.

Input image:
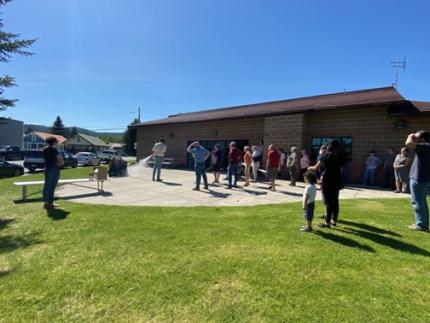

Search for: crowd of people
xmin=40 ymin=130 xmax=430 ymax=235
xmin=149 ymin=130 xmax=430 ymax=233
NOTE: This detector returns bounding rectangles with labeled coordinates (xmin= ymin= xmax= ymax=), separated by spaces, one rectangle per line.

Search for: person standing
xmin=251 ymin=145 xmax=263 ymax=181
xmin=383 ymin=147 xmax=396 ymax=189
xmin=187 ymin=141 xmax=210 ymax=191
xmin=406 ymin=131 xmax=430 ymax=232
xmin=266 ymin=144 xmax=281 ymax=192
xmin=301 ymin=171 xmax=318 ymax=232
xmin=226 ymin=142 xmax=242 ymax=189
xmin=362 ymin=151 xmax=381 ymax=186
xmin=243 ymin=146 xmax=253 ymax=186
xmin=308 ymin=140 xmax=342 ymax=228
xmin=152 ymin=139 xmax=166 ymax=182
xmin=287 ymin=146 xmax=300 ymax=186
xmin=300 ymin=149 xmax=310 ymax=180
xmin=393 ymin=147 xmax=412 ymax=193
xmin=42 ymin=136 xmax=64 ymax=209
xmin=210 ymin=144 xmax=222 ymax=184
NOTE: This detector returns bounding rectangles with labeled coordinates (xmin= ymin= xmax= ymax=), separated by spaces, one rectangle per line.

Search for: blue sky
xmin=1 ymin=0 xmax=429 ymax=132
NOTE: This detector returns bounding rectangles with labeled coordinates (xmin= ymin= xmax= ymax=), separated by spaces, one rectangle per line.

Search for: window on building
xmin=310 ymin=137 xmax=352 ymax=161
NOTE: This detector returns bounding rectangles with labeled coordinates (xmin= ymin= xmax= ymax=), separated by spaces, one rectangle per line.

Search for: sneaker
xmin=330 ymin=222 xmax=337 ymax=227
xmin=192 ymin=187 xmax=200 ymax=191
xmin=225 ymin=186 xmax=232 ymax=189
xmin=318 ymin=222 xmax=331 ymax=228
xmin=300 ymin=226 xmax=312 ymax=232
xmin=204 ymin=186 xmax=209 ymax=190
xmin=407 ymin=224 xmax=429 ymax=232
xmin=156 ymin=179 xmax=163 ymax=182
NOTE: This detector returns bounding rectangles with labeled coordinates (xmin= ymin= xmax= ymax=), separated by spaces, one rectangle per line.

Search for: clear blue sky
xmin=2 ymin=0 xmax=429 ymax=132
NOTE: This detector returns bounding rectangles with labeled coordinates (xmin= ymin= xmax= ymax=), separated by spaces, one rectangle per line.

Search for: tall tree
xmin=70 ymin=126 xmax=78 ymax=137
xmin=123 ymin=118 xmax=139 ymax=156
xmin=0 ymin=0 xmax=36 ymax=111
xmin=51 ymin=116 xmax=66 ymax=137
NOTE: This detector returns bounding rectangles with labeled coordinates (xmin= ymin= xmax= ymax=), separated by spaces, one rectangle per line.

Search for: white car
xmin=75 ymin=152 xmax=100 ymax=166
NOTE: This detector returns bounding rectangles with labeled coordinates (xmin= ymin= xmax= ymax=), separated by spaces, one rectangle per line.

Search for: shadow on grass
xmin=46 ymin=208 xmax=70 ymax=221
xmin=314 ymin=230 xmax=375 ymax=253
xmin=0 ymin=267 xmax=14 ymax=279
xmin=0 ymin=232 xmax=43 ymax=254
xmin=341 ymin=228 xmax=430 ymax=257
xmin=0 ymin=218 xmax=15 ymax=231
xmin=338 ymin=220 xmax=402 ymax=237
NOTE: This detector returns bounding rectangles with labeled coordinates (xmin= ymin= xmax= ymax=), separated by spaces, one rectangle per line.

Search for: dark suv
xmin=0 ymin=146 xmax=23 ymax=161
xmin=23 ymin=150 xmax=78 ymax=172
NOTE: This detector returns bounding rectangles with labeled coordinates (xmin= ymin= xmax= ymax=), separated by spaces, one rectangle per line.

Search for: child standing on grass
xmin=301 ymin=171 xmax=317 ymax=232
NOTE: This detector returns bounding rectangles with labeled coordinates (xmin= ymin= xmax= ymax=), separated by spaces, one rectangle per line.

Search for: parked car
xmin=0 ymin=159 xmax=24 ymax=178
xmin=0 ymin=146 xmax=23 ymax=161
xmin=119 ymin=152 xmax=129 ymax=157
xmin=24 ymin=150 xmax=78 ymax=172
xmin=98 ymin=149 xmax=121 ymax=163
xmin=75 ymin=152 xmax=100 ymax=166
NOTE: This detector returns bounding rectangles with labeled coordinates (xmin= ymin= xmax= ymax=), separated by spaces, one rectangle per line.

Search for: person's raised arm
xmin=308 ymin=160 xmax=322 ymax=172
xmin=406 ymin=133 xmax=417 ymax=151
xmin=187 ymin=142 xmax=197 ymax=153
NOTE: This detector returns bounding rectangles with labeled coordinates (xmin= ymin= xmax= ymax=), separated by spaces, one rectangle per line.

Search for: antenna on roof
xmin=390 ymin=57 xmax=406 ymax=89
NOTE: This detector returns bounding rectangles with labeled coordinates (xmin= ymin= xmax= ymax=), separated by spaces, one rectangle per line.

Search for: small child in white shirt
xmin=301 ymin=171 xmax=317 ymax=232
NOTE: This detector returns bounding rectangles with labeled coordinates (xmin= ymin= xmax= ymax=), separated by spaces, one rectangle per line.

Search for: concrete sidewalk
xmin=56 ymin=165 xmax=409 ymax=207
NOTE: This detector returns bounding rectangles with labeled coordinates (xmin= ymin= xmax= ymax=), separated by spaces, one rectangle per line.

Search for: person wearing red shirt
xmin=266 ymin=144 xmax=281 ymax=191
xmin=226 ymin=142 xmax=242 ymax=189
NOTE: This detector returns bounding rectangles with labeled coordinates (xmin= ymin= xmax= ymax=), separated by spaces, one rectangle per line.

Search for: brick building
xmin=134 ymin=87 xmax=430 ymax=183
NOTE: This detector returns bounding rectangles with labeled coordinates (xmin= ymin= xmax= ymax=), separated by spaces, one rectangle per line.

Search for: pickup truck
xmin=98 ymin=149 xmax=121 ymax=163
xmin=23 ymin=150 xmax=78 ymax=172
xmin=0 ymin=146 xmax=23 ymax=161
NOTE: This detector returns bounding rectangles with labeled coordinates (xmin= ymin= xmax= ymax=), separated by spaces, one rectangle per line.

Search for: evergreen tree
xmin=123 ymin=118 xmax=139 ymax=156
xmin=0 ymin=0 xmax=36 ymax=111
xmin=51 ymin=116 xmax=67 ymax=137
xmin=71 ymin=126 xmax=78 ymax=137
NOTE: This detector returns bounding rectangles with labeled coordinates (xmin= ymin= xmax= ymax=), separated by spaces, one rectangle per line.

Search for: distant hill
xmin=24 ymin=124 xmax=124 ymax=143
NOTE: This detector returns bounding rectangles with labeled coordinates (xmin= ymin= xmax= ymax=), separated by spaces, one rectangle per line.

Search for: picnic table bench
xmin=14 ymin=178 xmax=106 ymax=201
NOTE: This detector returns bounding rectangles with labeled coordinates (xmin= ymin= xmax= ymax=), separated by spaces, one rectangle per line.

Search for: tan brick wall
xmin=305 ymin=106 xmax=430 ymax=183
xmin=263 ymin=113 xmax=306 ymax=152
xmin=136 ymin=117 xmax=265 ymax=166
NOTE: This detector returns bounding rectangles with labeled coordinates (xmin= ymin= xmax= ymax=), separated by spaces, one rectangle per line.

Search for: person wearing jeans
xmin=226 ymin=142 xmax=242 ymax=189
xmin=406 ymin=130 xmax=430 ymax=232
xmin=187 ymin=141 xmax=210 ymax=191
xmin=152 ymin=139 xmax=167 ymax=181
xmin=42 ymin=136 xmax=64 ymax=209
xmin=363 ymin=151 xmax=381 ymax=186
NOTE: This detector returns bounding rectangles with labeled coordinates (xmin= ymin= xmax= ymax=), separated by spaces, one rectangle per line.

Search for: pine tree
xmin=71 ymin=126 xmax=78 ymax=137
xmin=123 ymin=118 xmax=139 ymax=156
xmin=0 ymin=0 xmax=36 ymax=110
xmin=51 ymin=116 xmax=66 ymax=137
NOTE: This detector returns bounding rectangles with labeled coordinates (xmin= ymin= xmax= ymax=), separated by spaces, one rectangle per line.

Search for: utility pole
xmin=390 ymin=57 xmax=406 ymax=89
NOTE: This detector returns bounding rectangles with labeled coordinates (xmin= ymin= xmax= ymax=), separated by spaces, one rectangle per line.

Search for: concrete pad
xmin=56 ymin=165 xmax=409 ymax=207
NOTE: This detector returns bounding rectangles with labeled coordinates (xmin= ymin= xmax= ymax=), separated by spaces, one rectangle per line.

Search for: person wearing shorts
xmin=266 ymin=144 xmax=281 ymax=192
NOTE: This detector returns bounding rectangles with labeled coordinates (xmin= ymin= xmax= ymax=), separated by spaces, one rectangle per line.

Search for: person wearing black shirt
xmin=42 ymin=136 xmax=64 ymax=209
xmin=308 ymin=140 xmax=343 ymax=228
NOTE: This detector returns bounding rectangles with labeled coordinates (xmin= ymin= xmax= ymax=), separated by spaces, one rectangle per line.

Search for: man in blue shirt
xmin=187 ymin=141 xmax=210 ymax=191
xmin=406 ymin=130 xmax=430 ymax=232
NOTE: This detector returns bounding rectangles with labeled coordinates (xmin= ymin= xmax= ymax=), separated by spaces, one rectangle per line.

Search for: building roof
xmin=410 ymin=101 xmax=430 ymax=113
xmin=135 ymin=86 xmax=429 ymax=127
xmin=76 ymin=133 xmax=109 ymax=147
xmin=33 ymin=132 xmax=66 ymax=144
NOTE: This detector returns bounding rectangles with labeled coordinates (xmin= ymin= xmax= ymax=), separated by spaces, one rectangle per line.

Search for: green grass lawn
xmin=1 ymin=168 xmax=430 ymax=322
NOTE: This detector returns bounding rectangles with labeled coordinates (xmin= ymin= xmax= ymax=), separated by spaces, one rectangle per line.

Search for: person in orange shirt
xmin=243 ymin=146 xmax=253 ymax=186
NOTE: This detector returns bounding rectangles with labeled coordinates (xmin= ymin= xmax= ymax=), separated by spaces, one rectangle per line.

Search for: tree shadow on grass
xmin=340 ymin=227 xmax=430 ymax=257
xmin=314 ymin=230 xmax=375 ymax=253
xmin=338 ymin=219 xmax=402 ymax=237
xmin=46 ymin=208 xmax=70 ymax=221
xmin=0 ymin=232 xmax=43 ymax=254
xmin=0 ymin=218 xmax=15 ymax=231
